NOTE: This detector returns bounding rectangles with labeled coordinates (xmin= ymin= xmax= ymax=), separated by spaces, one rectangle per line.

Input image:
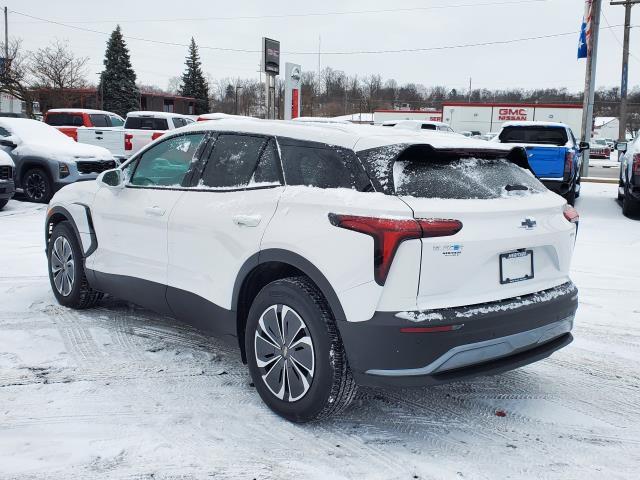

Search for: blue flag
xmin=578 ymin=1 xmax=592 ymax=59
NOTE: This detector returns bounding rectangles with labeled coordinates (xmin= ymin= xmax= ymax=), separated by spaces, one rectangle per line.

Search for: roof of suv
xmin=180 ymin=118 xmax=513 ymax=153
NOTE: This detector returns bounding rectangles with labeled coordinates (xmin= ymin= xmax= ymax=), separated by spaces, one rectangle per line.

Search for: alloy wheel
xmin=253 ymin=304 xmax=315 ymax=402
xmin=51 ymin=236 xmax=75 ymax=297
xmin=25 ymin=172 xmax=47 ymax=201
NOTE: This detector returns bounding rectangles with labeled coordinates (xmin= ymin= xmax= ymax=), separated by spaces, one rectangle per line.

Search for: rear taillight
xmin=151 ymin=132 xmax=164 ymax=141
xmin=124 ymin=133 xmax=133 ymax=151
xmin=329 ymin=214 xmax=462 ymax=285
xmin=633 ymin=153 xmax=640 ymax=176
xmin=563 ymin=204 xmax=579 ymax=224
xmin=564 ymin=150 xmax=574 ymax=178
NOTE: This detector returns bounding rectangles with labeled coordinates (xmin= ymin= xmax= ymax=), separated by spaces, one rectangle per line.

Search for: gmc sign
xmin=497 ymin=108 xmax=528 ymax=121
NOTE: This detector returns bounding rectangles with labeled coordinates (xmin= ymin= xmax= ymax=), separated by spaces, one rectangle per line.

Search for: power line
xmin=7 ymin=8 xmax=635 ymax=57
xmin=10 ymin=0 xmax=548 ymax=25
xmin=602 ymin=8 xmax=640 ymax=63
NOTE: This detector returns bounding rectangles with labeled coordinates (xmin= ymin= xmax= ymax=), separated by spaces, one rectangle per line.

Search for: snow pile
xmin=0 ymin=118 xmax=113 ymax=161
xmin=395 ymin=311 xmax=444 ymax=322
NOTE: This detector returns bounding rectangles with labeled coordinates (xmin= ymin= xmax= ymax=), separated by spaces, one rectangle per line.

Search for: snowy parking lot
xmin=0 ymin=182 xmax=639 ymax=480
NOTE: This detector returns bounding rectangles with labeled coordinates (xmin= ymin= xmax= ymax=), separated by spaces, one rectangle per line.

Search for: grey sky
xmin=3 ymin=0 xmax=638 ymax=93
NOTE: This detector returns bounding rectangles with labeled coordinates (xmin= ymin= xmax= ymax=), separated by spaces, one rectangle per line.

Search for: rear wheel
xmin=23 ymin=168 xmax=52 ymax=203
xmin=622 ymin=184 xmax=640 ymax=218
xmin=47 ymin=221 xmax=103 ymax=309
xmin=245 ymin=276 xmax=357 ymax=423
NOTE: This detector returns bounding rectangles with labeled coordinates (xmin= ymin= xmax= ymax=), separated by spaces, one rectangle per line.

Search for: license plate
xmin=500 ymin=250 xmax=534 ymax=284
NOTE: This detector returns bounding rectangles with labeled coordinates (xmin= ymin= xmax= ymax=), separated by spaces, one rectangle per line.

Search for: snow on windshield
xmin=393 ymin=157 xmax=546 ymax=200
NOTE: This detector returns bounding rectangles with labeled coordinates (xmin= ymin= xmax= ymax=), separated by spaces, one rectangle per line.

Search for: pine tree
xmin=99 ymin=26 xmax=139 ymax=117
xmin=179 ymin=38 xmax=210 ymax=115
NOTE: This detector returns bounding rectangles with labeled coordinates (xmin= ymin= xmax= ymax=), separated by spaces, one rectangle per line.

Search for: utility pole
xmin=4 ymin=6 xmax=8 ymax=60
xmin=611 ymin=0 xmax=640 ymax=143
xmin=580 ymin=0 xmax=603 ymax=177
xmin=468 ymin=77 xmax=472 ymax=103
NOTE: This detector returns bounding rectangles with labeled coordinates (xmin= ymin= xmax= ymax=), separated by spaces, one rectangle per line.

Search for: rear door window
xmin=248 ymin=139 xmax=281 ymax=186
xmin=498 ymin=126 xmax=568 ymax=146
xmin=109 ymin=115 xmax=124 ymax=127
xmin=125 ymin=117 xmax=169 ymax=130
xmin=199 ymin=134 xmax=267 ymax=189
xmin=45 ymin=113 xmax=83 ymax=127
xmin=89 ymin=114 xmax=109 ymax=127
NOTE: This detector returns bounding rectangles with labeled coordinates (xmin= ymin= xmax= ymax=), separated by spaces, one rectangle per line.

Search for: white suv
xmin=45 ymin=119 xmax=579 ymax=422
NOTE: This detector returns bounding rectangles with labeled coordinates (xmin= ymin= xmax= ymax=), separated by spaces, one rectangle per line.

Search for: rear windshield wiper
xmin=505 ymin=184 xmax=529 ymax=192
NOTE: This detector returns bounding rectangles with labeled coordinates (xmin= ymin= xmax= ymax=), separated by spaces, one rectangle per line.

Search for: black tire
xmin=23 ymin=168 xmax=52 ymax=203
xmin=0 ymin=199 xmax=7 ymax=210
xmin=245 ymin=276 xmax=357 ymax=423
xmin=575 ymin=176 xmax=581 ymax=198
xmin=47 ymin=221 xmax=103 ymax=309
xmin=564 ymin=181 xmax=577 ymax=206
xmin=622 ymin=184 xmax=640 ymax=218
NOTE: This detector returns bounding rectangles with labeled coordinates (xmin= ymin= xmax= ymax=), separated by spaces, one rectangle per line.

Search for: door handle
xmin=144 ymin=206 xmax=166 ymax=216
xmin=233 ymin=214 xmax=262 ymax=227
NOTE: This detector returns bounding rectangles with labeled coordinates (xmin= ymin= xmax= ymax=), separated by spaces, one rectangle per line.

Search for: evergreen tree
xmin=99 ymin=26 xmax=139 ymax=117
xmin=179 ymin=38 xmax=210 ymax=114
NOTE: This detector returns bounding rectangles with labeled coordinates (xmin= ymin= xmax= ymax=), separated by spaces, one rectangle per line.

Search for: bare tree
xmin=166 ymin=76 xmax=182 ymax=95
xmin=29 ymin=40 xmax=88 ymax=90
xmin=0 ymin=39 xmax=37 ymax=116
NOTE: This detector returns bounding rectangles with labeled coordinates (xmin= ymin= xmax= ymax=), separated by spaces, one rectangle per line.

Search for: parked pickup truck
xmin=493 ymin=121 xmax=588 ymax=204
xmin=44 ymin=109 xmax=125 ymax=142
xmin=76 ymin=111 xmax=194 ymax=160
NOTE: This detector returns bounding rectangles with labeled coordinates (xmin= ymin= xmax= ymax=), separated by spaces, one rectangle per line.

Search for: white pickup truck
xmin=76 ymin=111 xmax=194 ymax=160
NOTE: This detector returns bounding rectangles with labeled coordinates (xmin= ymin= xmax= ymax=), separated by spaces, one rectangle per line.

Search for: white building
xmin=0 ymin=93 xmax=23 ymax=114
xmin=442 ymin=102 xmax=584 ymax=136
xmin=373 ymin=109 xmax=442 ymax=125
xmin=593 ymin=117 xmax=619 ymax=140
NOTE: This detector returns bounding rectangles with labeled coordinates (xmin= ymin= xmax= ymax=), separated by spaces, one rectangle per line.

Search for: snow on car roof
xmin=197 ymin=112 xmax=256 ymax=121
xmin=127 ymin=111 xmax=192 ymax=119
xmin=179 ymin=118 xmax=513 ymax=153
xmin=501 ymin=121 xmax=569 ymax=129
xmin=47 ymin=108 xmax=120 ymax=116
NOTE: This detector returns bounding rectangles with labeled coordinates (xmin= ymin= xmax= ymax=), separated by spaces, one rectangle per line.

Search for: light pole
xmin=235 ymin=85 xmax=243 ymax=115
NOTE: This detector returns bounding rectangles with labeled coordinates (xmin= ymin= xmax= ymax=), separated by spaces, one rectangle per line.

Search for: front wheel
xmin=47 ymin=221 xmax=103 ymax=309
xmin=245 ymin=277 xmax=357 ymax=423
xmin=23 ymin=168 xmax=52 ymax=203
xmin=622 ymin=185 xmax=640 ymax=218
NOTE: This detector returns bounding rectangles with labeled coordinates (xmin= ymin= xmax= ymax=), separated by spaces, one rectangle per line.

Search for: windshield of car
xmin=498 ymin=126 xmax=568 ymax=146
xmin=358 ymin=144 xmax=544 ymax=199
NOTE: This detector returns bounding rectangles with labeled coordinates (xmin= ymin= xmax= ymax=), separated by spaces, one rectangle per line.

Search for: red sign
xmin=291 ymin=89 xmax=299 ymax=119
xmin=498 ymin=108 xmax=528 ymax=121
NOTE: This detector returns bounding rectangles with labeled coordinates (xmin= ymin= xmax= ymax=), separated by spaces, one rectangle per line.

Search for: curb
xmin=581 ymin=177 xmax=619 ymax=184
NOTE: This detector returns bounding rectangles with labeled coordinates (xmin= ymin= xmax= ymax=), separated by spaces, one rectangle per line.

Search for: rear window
xmin=45 ymin=113 xmax=83 ymax=127
xmin=124 ymin=116 xmax=169 ymax=130
xmin=499 ymin=126 xmax=568 ymax=146
xmin=359 ymin=144 xmax=545 ymax=199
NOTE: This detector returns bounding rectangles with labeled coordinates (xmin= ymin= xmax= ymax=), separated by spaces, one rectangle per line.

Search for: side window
xmin=130 ymin=133 xmax=205 ymax=187
xmin=0 ymin=126 xmax=10 ymax=137
xmin=109 ymin=115 xmax=124 ymax=127
xmin=172 ymin=117 xmax=185 ymax=128
xmin=421 ymin=124 xmax=436 ymax=130
xmin=280 ymin=144 xmax=358 ymax=189
xmin=200 ymin=134 xmax=267 ymax=188
xmin=249 ymin=140 xmax=281 ymax=186
xmin=89 ymin=114 xmax=109 ymax=127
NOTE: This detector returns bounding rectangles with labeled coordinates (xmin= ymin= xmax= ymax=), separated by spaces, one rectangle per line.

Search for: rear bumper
xmin=541 ymin=179 xmax=573 ymax=196
xmin=337 ymin=282 xmax=578 ymax=388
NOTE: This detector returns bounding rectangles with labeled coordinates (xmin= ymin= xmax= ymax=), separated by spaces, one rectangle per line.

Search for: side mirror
xmin=97 ymin=168 xmax=125 ymax=189
xmin=0 ymin=139 xmax=17 ymax=149
xmin=578 ymin=141 xmax=590 ymax=151
xmin=616 ymin=142 xmax=628 ymax=153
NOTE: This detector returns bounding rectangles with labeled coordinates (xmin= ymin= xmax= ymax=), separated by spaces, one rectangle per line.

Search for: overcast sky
xmin=3 ymin=0 xmax=639 ymax=93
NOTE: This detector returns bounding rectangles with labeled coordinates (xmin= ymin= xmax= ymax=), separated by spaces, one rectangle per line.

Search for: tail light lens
xmin=124 ymin=133 xmax=133 ymax=151
xmin=151 ymin=132 xmax=164 ymax=141
xmin=564 ymin=151 xmax=574 ymax=178
xmin=329 ymin=214 xmax=462 ymax=285
xmin=563 ymin=204 xmax=579 ymax=224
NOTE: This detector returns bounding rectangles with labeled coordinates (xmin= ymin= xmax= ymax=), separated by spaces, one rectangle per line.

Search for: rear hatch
xmin=77 ymin=128 xmax=125 ymax=157
xmin=523 ymin=146 xmax=566 ymax=178
xmin=360 ymin=144 xmax=576 ymax=311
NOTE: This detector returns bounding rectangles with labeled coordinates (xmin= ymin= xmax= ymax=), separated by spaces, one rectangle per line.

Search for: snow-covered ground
xmin=1 ymin=183 xmax=639 ymax=480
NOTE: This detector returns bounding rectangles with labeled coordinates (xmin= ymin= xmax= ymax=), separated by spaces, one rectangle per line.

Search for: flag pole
xmin=580 ymin=0 xmax=602 ymax=178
